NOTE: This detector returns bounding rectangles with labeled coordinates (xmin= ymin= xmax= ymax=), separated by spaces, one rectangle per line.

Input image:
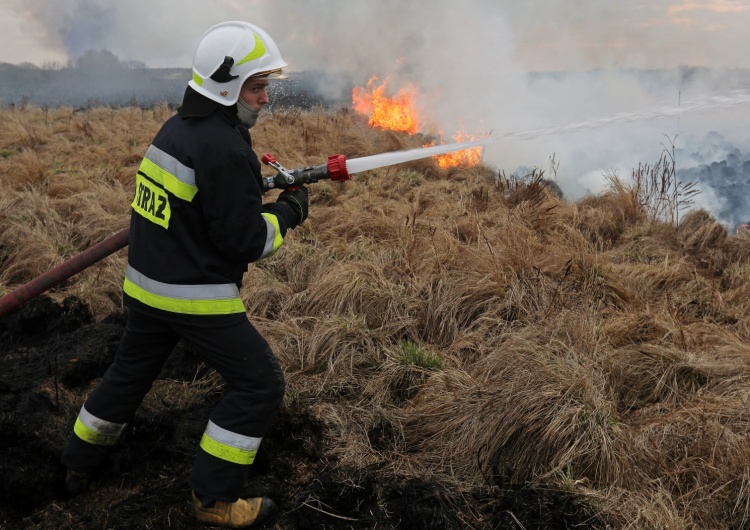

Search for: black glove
xmin=277 ymin=186 xmax=309 ymax=226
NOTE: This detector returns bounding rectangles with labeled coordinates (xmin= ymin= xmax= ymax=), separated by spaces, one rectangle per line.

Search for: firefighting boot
xmin=192 ymin=491 xmax=277 ymax=528
xmin=64 ymin=468 xmax=92 ymax=496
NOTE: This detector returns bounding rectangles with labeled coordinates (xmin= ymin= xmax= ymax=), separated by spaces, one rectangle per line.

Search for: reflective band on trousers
xmin=138 ymin=145 xmax=198 ymax=202
xmin=73 ymin=405 xmax=127 ymax=446
xmin=260 ymin=213 xmax=284 ymax=259
xmin=199 ymin=420 xmax=262 ymax=465
xmin=123 ymin=265 xmax=245 ymax=315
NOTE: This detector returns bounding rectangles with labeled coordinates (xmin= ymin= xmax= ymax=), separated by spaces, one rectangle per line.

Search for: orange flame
xmin=352 ymin=76 xmax=483 ymax=168
xmin=424 ymin=131 xmax=484 ymax=168
xmin=352 ymin=76 xmax=420 ymax=134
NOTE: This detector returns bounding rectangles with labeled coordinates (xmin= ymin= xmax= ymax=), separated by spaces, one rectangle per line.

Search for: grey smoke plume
xmin=258 ymin=0 xmax=750 ymax=220
xmin=8 ymin=0 xmax=750 ymax=224
xmin=8 ymin=0 xmax=238 ymax=67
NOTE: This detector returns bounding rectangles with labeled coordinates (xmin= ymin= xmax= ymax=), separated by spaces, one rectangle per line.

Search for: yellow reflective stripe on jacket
xmin=73 ymin=405 xmax=127 ymax=446
xmin=123 ymin=265 xmax=245 ymax=315
xmin=199 ymin=420 xmax=261 ymax=465
xmin=260 ymin=212 xmax=284 ymax=259
xmin=138 ymin=145 xmax=198 ymax=202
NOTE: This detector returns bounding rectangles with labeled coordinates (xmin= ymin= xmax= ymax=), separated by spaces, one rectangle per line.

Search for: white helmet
xmin=188 ymin=21 xmax=287 ymax=106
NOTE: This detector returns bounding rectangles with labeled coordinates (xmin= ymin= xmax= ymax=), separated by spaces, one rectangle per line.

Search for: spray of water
xmin=345 ymin=137 xmax=496 ymax=174
xmin=344 ymin=90 xmax=750 ymax=175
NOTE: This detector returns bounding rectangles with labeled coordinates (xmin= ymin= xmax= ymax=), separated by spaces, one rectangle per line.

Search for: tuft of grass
xmin=395 ymin=339 xmax=443 ymax=370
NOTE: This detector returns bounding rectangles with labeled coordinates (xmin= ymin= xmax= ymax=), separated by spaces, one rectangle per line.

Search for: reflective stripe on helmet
xmin=138 ymin=145 xmax=198 ymax=202
xmin=260 ymin=213 xmax=284 ymax=259
xmin=199 ymin=420 xmax=261 ymax=465
xmin=236 ymin=34 xmax=266 ymax=66
xmin=73 ymin=405 xmax=127 ymax=446
xmin=123 ymin=265 xmax=245 ymax=315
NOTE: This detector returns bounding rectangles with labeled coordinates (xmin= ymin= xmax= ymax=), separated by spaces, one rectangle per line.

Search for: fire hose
xmin=0 ymin=228 xmax=131 ymax=319
xmin=0 ymin=137 xmax=493 ymax=319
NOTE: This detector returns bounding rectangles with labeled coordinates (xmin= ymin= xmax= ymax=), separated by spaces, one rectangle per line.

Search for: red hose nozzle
xmin=327 ymin=154 xmax=349 ymax=182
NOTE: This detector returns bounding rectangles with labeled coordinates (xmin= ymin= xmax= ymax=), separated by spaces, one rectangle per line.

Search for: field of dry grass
xmin=2 ymin=102 xmax=750 ymax=529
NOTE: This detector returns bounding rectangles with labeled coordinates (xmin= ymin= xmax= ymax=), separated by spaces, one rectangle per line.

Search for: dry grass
xmin=2 ymin=102 xmax=750 ymax=529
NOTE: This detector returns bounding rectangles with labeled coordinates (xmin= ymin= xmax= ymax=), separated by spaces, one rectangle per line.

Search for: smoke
xmin=249 ymin=0 xmax=750 ymax=220
xmin=676 ymin=128 xmax=750 ymax=229
xmin=6 ymin=0 xmax=750 ymax=225
xmin=7 ymin=0 xmax=240 ymax=67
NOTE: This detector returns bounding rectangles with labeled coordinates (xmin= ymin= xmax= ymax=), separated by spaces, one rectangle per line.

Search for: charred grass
xmin=2 ymin=103 xmax=750 ymax=529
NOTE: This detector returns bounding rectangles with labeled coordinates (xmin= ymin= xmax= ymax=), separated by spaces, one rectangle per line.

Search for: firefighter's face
xmin=239 ymin=77 xmax=270 ymax=110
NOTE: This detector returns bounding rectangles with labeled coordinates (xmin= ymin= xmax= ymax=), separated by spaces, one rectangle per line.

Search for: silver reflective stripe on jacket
xmin=260 ymin=213 xmax=283 ymax=259
xmin=123 ymin=265 xmax=245 ymax=315
xmin=140 ymin=145 xmax=198 ymax=201
xmin=126 ymin=265 xmax=239 ymax=300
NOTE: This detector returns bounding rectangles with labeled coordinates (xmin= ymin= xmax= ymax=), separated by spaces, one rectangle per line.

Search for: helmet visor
xmin=254 ymin=68 xmax=288 ymax=80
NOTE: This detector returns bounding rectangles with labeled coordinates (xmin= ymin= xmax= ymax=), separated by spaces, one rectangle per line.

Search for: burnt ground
xmin=0 ymin=296 xmax=609 ymax=529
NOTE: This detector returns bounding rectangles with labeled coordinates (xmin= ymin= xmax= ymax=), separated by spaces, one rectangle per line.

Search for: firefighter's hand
xmin=277 ymin=186 xmax=309 ymax=226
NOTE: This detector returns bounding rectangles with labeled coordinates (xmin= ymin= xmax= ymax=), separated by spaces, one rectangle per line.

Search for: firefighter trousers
xmin=61 ymin=299 xmax=285 ymax=502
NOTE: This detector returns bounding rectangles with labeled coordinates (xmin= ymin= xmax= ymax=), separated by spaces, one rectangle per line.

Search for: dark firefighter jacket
xmin=123 ymin=87 xmax=297 ymax=315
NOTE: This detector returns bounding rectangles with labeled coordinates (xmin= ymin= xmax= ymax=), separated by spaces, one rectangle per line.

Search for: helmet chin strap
xmin=237 ymin=97 xmax=261 ymax=129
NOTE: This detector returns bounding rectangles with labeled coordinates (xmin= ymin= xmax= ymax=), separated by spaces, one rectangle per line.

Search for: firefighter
xmin=61 ymin=21 xmax=306 ymax=528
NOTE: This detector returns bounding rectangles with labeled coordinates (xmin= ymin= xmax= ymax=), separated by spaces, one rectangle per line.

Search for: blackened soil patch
xmin=0 ymin=296 xmax=608 ymax=529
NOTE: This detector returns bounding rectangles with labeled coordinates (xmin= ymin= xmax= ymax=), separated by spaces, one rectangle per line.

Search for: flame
xmin=352 ymin=76 xmax=420 ymax=134
xmin=424 ymin=131 xmax=484 ymax=168
xmin=352 ymin=76 xmax=483 ymax=168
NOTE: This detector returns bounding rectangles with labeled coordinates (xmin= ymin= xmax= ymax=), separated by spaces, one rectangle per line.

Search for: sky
xmin=1 ymin=0 xmax=749 ymax=216
xmin=2 ymin=0 xmax=749 ymax=71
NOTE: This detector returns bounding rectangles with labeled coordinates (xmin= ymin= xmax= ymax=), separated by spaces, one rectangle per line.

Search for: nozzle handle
xmin=260 ymin=153 xmax=277 ymax=165
xmin=260 ymin=153 xmax=350 ymax=192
